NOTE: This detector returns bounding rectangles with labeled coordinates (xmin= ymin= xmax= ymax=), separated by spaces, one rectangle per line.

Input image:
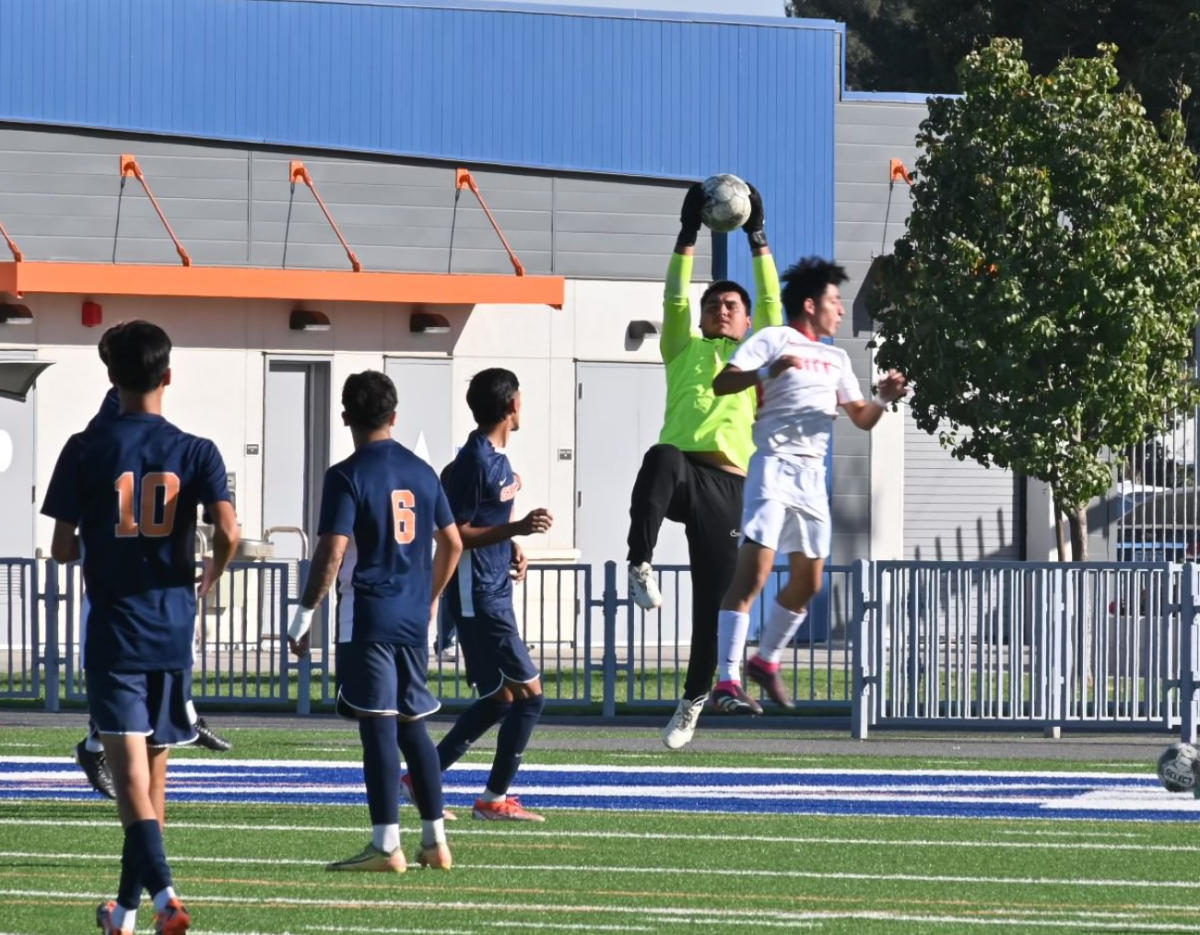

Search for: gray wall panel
xmin=0 ymin=123 xmax=706 ymax=281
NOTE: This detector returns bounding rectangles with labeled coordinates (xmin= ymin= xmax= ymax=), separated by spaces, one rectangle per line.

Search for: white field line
xmin=0 ymin=756 xmax=1162 ymax=781
xmin=1 ymin=852 xmax=1197 ymax=891
xmin=0 ymin=818 xmax=1183 ymax=853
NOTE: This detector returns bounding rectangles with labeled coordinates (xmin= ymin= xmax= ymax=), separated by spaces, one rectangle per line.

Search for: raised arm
xmin=744 ymin=184 xmax=784 ymax=330
xmin=662 ymin=183 xmax=707 ymax=363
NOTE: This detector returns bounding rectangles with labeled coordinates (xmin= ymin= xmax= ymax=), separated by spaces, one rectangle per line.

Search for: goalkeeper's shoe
xmin=193 ymin=717 xmax=232 ymax=752
xmin=415 ymin=841 xmax=453 ymax=871
xmin=662 ymin=695 xmax=706 ymax=750
xmin=710 ymin=682 xmax=762 ymax=716
xmin=326 ymin=842 xmax=406 ymax=873
xmin=76 ymin=741 xmax=117 ymax=799
xmin=153 ymin=898 xmax=191 ymax=935
xmin=401 ymin=772 xmax=457 ymax=820
xmin=472 ymin=796 xmax=545 ymax=822
xmin=628 ymin=563 xmax=663 ymax=611
xmin=96 ymin=901 xmax=132 ymax=935
xmin=746 ymin=656 xmax=794 ymax=709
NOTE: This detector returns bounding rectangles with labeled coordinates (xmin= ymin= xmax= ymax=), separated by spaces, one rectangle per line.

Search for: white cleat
xmin=629 ymin=562 xmax=663 ymax=611
xmin=661 ymin=694 xmax=706 ymax=750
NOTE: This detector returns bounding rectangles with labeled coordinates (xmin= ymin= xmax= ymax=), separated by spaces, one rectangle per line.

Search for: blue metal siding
xmin=0 ymin=0 xmax=836 ymax=283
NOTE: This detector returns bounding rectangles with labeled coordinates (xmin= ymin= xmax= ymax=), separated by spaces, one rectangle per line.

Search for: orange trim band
xmin=0 ymin=261 xmax=564 ymax=307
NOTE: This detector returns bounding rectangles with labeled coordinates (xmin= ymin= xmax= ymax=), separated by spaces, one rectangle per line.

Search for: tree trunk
xmin=1067 ymin=505 xmax=1089 ymax=561
xmin=1055 ymin=509 xmax=1068 ymax=562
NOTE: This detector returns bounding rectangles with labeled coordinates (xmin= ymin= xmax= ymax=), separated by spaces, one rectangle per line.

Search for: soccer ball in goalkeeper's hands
xmin=700 ymin=174 xmax=752 ymax=233
xmin=1156 ymin=742 xmax=1198 ymax=793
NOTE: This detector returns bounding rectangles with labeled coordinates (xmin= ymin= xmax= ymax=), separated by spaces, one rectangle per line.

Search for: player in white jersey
xmin=708 ymin=258 xmax=907 ymax=712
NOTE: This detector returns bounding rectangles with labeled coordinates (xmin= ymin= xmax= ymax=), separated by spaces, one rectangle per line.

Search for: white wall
xmin=2 ymin=276 xmax=684 ymax=558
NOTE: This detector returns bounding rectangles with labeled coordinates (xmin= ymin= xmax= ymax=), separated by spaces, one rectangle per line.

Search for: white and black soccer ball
xmin=1156 ymin=742 xmax=1198 ymax=793
xmin=700 ymin=174 xmax=752 ymax=233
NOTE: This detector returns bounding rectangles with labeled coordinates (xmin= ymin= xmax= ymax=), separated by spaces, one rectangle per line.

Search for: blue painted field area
xmin=3 ymin=757 xmax=1198 ymax=822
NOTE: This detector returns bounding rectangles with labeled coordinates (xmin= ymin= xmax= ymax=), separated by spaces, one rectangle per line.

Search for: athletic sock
xmin=397 ymin=718 xmax=444 ymax=821
xmin=717 ymin=610 xmax=750 ymax=683
xmin=126 ymin=819 xmax=172 ymax=900
xmin=758 ymin=601 xmax=808 ymax=664
xmin=435 ymin=698 xmax=510 ymax=770
xmin=485 ymin=693 xmax=545 ymax=797
xmin=358 ymin=717 xmax=400 ymax=829
xmin=151 ymin=887 xmax=177 ymax=914
xmin=371 ymin=824 xmax=400 ymax=853
xmin=421 ymin=818 xmax=446 ymax=848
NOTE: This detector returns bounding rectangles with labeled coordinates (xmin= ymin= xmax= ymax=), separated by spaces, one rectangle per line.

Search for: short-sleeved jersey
xmin=40 ymin=414 xmax=231 ymax=673
xmin=443 ymin=431 xmax=520 ymax=614
xmin=729 ymin=325 xmax=863 ymax=464
xmin=318 ymin=439 xmax=454 ymax=645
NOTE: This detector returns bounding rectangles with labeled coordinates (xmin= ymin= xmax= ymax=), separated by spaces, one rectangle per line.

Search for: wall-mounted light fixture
xmin=0 ymin=304 xmax=33 ymax=326
xmin=410 ymin=311 xmax=451 ymax=335
xmin=626 ymin=320 xmax=660 ymax=341
xmin=290 ymin=309 xmax=331 ymax=332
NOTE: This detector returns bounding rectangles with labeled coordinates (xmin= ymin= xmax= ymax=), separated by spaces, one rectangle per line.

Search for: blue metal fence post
xmin=42 ymin=560 xmax=61 ymax=713
xmin=850 ymin=559 xmax=871 ymax=739
xmin=602 ymin=561 xmax=618 ymax=718
xmin=1181 ymin=563 xmax=1197 ymax=743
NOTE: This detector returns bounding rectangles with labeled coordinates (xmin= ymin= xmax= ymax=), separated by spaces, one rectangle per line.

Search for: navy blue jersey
xmin=41 ymin=414 xmax=231 ymax=673
xmin=86 ymin=387 xmax=120 ymax=431
xmin=444 ymin=431 xmax=520 ymax=613
xmin=319 ymin=439 xmax=454 ymax=645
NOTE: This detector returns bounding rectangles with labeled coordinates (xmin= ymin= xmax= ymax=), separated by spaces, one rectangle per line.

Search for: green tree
xmin=868 ymin=39 xmax=1200 ymax=559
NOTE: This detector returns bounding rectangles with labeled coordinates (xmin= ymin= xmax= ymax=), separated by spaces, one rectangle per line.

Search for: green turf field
xmin=1 ymin=724 xmax=1197 ymax=934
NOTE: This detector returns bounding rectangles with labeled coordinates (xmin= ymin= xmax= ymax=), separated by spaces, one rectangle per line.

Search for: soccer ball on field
xmin=1156 ymin=742 xmax=1198 ymax=793
xmin=700 ymin=174 xmax=752 ymax=233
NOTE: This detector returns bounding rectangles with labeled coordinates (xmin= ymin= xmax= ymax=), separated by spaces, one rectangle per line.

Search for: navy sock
xmin=358 ymin=716 xmax=400 ymax=827
xmin=125 ymin=819 xmax=171 ymax=898
xmin=117 ymin=833 xmax=141 ymax=910
xmin=396 ymin=719 xmax=444 ymax=821
xmin=486 ymin=694 xmax=545 ymax=796
xmin=436 ymin=698 xmax=510 ymax=771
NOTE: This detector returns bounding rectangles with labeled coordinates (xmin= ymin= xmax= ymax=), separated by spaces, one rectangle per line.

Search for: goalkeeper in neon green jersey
xmin=626 ymin=181 xmax=783 ymax=750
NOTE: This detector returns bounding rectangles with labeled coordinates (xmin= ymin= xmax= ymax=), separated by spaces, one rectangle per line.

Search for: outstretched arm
xmin=662 ymin=183 xmax=707 ymax=362
xmin=744 ymin=184 xmax=784 ymax=330
xmin=842 ymin=370 xmax=908 ymax=430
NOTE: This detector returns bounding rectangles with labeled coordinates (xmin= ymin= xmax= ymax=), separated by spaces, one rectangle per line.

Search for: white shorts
xmin=740 ymin=454 xmax=831 ymax=558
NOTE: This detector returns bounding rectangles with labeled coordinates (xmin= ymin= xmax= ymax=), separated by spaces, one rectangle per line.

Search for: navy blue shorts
xmin=336 ymin=641 xmax=440 ymax=720
xmin=87 ymin=668 xmax=197 ymax=748
xmin=455 ymin=604 xmax=540 ymax=699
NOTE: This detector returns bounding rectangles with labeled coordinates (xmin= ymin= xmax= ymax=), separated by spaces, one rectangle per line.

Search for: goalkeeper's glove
xmin=676 ymin=182 xmax=705 ymax=249
xmin=744 ymin=183 xmax=768 ymax=250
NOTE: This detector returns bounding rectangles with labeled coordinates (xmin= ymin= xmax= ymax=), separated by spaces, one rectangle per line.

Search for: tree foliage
xmin=867 ymin=40 xmax=1200 ymax=556
xmin=790 ymin=0 xmax=1200 ymax=151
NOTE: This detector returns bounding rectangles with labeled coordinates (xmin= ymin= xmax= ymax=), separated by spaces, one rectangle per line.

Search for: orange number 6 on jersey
xmin=115 ymin=471 xmax=182 ymax=538
xmin=391 ymin=490 xmax=416 ymax=544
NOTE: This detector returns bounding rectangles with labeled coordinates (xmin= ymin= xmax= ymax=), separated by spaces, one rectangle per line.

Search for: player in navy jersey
xmin=288 ymin=371 xmax=463 ymax=872
xmin=73 ymin=336 xmax=232 ymax=801
xmin=401 ymin=368 xmax=551 ymax=823
xmin=41 ymin=321 xmax=240 ymax=935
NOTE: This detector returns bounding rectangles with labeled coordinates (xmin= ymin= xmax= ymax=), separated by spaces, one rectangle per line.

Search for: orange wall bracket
xmin=455 ymin=169 xmax=526 ymax=276
xmin=289 ymin=161 xmax=363 ymax=272
xmin=119 ymin=154 xmax=192 ymax=266
xmin=889 ymin=158 xmax=914 ymax=186
xmin=0 ymin=211 xmax=22 ymax=262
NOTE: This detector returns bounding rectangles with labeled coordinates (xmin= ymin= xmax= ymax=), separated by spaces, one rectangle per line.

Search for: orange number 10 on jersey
xmin=115 ymin=471 xmax=182 ymax=538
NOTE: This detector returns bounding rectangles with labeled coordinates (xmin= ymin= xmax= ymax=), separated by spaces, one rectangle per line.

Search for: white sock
xmin=480 ymin=789 xmax=506 ymax=803
xmin=111 ymin=907 xmax=136 ymax=932
xmin=85 ymin=736 xmax=104 ymax=753
xmin=185 ymin=699 xmax=199 ymax=726
xmin=758 ymin=601 xmax=808 ymax=664
xmin=421 ymin=818 xmax=446 ymax=847
xmin=372 ymin=823 xmax=400 ymax=853
xmin=717 ymin=610 xmax=750 ymax=683
xmin=151 ymin=887 xmax=177 ymax=913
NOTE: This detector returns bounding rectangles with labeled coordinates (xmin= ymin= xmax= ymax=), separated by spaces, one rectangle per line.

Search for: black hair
xmin=700 ymin=279 xmax=751 ymax=314
xmin=342 ymin=370 xmax=398 ymax=431
xmin=97 ymin=329 xmax=112 ymax=366
xmin=466 ymin=367 xmax=520 ymax=426
xmin=104 ymin=321 xmax=171 ymax=393
xmin=780 ymin=257 xmax=849 ymax=321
